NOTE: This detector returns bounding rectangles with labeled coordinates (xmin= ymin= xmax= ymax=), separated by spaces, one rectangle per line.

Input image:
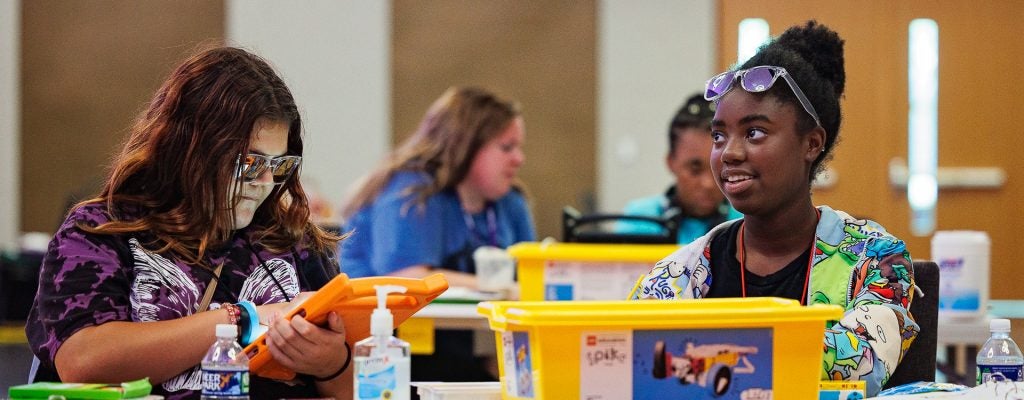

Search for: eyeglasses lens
xmin=705 ymin=71 xmax=733 ymax=100
xmin=242 ymin=155 xmax=267 ymax=181
xmin=240 ymin=154 xmax=300 ymax=184
xmin=270 ymin=157 xmax=299 ymax=184
xmin=741 ymin=67 xmax=778 ymax=92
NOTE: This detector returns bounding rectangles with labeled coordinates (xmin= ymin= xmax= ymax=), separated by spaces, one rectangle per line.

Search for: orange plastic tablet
xmin=243 ymin=273 xmax=449 ymax=380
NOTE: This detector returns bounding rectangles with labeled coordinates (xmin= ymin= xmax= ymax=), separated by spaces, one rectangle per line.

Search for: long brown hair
xmin=341 ymin=87 xmax=522 ymax=218
xmin=81 ymin=46 xmax=339 ymax=267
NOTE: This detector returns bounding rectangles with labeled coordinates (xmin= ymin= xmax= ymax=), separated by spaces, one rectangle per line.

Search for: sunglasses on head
xmin=235 ymin=153 xmax=301 ymax=185
xmin=704 ymin=65 xmax=822 ymax=127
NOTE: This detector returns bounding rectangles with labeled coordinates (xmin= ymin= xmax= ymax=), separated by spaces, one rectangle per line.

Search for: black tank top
xmin=705 ymin=221 xmax=811 ymax=301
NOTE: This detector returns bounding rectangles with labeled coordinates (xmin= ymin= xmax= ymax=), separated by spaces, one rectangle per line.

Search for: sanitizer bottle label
xmin=355 ymin=355 xmax=397 ymax=399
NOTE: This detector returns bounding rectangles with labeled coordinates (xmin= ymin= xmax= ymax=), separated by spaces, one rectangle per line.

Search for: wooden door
xmin=718 ymin=1 xmax=1024 ymax=301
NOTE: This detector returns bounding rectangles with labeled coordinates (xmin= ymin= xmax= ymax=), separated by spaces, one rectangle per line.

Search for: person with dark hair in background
xmin=631 ymin=21 xmax=917 ymax=396
xmin=25 ymin=46 xmax=352 ymax=398
xmin=339 ymin=86 xmax=535 ymax=382
xmin=616 ymin=93 xmax=742 ymax=244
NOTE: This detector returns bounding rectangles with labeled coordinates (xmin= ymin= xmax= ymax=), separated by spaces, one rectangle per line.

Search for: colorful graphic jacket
xmin=630 ymin=205 xmax=919 ymax=396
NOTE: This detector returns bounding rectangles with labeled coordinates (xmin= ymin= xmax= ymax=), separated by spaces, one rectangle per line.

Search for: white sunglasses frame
xmin=704 ymin=65 xmax=822 ymax=128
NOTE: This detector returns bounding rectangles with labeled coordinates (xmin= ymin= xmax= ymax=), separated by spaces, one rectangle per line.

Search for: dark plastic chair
xmin=562 ymin=206 xmax=680 ymax=244
xmin=883 ymin=260 xmax=939 ymax=389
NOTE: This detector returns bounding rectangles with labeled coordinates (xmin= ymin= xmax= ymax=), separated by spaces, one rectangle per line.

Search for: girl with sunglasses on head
xmin=339 ymin=86 xmax=535 ymax=382
xmin=26 ymin=46 xmax=352 ymax=398
xmin=631 ymin=21 xmax=917 ymax=396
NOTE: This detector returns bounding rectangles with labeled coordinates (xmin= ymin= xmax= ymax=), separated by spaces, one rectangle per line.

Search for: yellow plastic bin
xmin=507 ymin=242 xmax=678 ymax=301
xmin=477 ymin=297 xmax=843 ymax=400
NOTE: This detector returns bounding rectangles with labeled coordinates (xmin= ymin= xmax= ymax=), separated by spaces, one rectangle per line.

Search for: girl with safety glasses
xmin=631 ymin=21 xmax=917 ymax=397
xmin=26 ymin=47 xmax=352 ymax=398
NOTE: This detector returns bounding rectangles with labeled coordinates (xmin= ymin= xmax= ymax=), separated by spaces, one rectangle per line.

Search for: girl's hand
xmin=265 ymin=310 xmax=349 ymax=379
xmin=253 ymin=291 xmax=315 ymax=326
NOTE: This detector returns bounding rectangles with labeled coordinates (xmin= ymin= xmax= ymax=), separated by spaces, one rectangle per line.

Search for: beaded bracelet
xmin=236 ymin=300 xmax=259 ymax=346
xmin=313 ymin=342 xmax=352 ymax=382
xmin=221 ymin=302 xmax=241 ymax=326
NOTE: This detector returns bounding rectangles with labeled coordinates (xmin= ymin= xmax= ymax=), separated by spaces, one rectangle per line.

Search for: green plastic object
xmin=7 ymin=378 xmax=152 ymax=399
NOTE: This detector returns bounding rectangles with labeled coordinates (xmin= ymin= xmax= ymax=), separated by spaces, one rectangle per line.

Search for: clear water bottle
xmin=201 ymin=324 xmax=250 ymax=399
xmin=976 ymin=318 xmax=1023 ymax=385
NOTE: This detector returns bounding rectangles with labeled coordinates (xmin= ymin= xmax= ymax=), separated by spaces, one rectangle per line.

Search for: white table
xmin=410 ymin=301 xmax=495 ymax=356
xmin=412 ymin=302 xmax=489 ymax=330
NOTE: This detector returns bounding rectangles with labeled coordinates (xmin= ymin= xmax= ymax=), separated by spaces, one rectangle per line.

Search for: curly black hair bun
xmin=738 ymin=20 xmax=846 ymax=182
xmin=775 ymin=20 xmax=846 ymax=99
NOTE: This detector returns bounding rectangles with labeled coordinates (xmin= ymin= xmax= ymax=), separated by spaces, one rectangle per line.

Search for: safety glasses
xmin=235 ymin=153 xmax=301 ymax=185
xmin=704 ymin=65 xmax=821 ymax=127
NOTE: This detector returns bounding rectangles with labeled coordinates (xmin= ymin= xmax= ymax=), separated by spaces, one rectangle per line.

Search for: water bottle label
xmin=977 ymin=364 xmax=1023 ymax=384
xmin=202 ymin=369 xmax=250 ymax=396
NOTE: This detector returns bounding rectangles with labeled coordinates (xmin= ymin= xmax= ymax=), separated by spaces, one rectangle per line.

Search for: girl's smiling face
xmin=710 ymin=90 xmax=823 ymax=217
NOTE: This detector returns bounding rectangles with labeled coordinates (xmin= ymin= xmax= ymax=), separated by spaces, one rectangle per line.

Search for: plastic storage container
xmin=931 ymin=231 xmax=990 ymax=318
xmin=507 ymin=242 xmax=678 ymax=301
xmin=477 ymin=297 xmax=842 ymax=400
xmin=412 ymin=382 xmax=502 ymax=400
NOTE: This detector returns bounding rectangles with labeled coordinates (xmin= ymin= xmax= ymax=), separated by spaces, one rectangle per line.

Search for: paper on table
xmin=435 ymin=286 xmax=506 ymax=303
xmin=868 ymin=381 xmax=1024 ymax=399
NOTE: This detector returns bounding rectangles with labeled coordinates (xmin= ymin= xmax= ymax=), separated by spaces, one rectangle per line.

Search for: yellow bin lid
xmin=507 ymin=242 xmax=680 ymax=262
xmin=478 ymin=297 xmax=843 ymax=331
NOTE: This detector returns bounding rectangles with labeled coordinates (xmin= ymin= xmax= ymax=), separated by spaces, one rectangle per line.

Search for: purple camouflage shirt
xmin=26 ymin=203 xmax=331 ymax=399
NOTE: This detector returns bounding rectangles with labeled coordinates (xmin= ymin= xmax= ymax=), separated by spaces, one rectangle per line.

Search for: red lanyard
xmin=736 ymin=208 xmax=820 ymax=305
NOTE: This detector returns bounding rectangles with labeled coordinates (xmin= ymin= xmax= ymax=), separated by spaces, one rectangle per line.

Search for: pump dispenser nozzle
xmin=355 ymin=284 xmax=413 ymax=399
xmin=371 ymin=285 xmax=407 ymax=337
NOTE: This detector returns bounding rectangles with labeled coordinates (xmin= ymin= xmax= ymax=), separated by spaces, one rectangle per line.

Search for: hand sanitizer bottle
xmin=354 ymin=285 xmax=411 ymax=400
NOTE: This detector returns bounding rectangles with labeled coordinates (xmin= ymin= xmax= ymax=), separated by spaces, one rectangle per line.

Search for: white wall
xmin=227 ymin=0 xmax=715 ymax=219
xmin=226 ymin=0 xmax=390 ymax=224
xmin=597 ymin=0 xmax=716 ymax=212
xmin=1 ymin=0 xmax=20 ymax=249
xmin=4 ymin=2 xmax=719 ymax=236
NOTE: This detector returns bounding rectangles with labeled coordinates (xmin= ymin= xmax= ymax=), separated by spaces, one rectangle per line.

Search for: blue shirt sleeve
xmin=340 ymin=172 xmax=450 ymax=277
xmin=338 ymin=210 xmax=372 ymax=277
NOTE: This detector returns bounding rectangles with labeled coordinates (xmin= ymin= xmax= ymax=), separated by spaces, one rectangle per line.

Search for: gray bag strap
xmin=197 ymin=263 xmax=224 ymax=312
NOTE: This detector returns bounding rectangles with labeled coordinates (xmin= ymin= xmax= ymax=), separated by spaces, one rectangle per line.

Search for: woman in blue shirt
xmin=340 ymin=86 xmax=535 ymax=284
xmin=339 ymin=86 xmax=536 ymax=382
